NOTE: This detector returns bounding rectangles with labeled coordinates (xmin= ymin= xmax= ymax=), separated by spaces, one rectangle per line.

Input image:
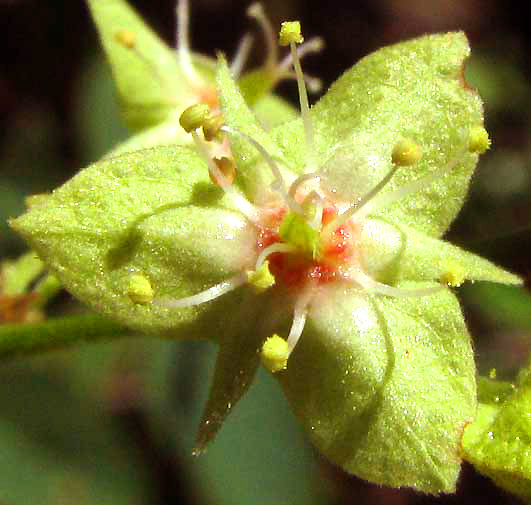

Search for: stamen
xmin=176 ymin=0 xmax=201 ymax=83
xmin=392 ymin=138 xmax=422 ymax=166
xmin=114 ymin=30 xmax=175 ymax=101
xmin=279 ymin=71 xmax=323 ymax=93
xmin=247 ymin=3 xmax=277 ymax=71
xmin=356 ymin=146 xmax=468 ymax=221
xmin=209 ymin=157 xmax=237 ymax=187
xmin=279 ymin=21 xmax=316 ymax=170
xmin=278 ymin=36 xmax=325 ymax=72
xmin=300 ymin=74 xmax=323 ymax=94
xmin=179 ymin=103 xmax=210 ymax=133
xmin=255 ymin=243 xmax=296 ymax=272
xmin=261 ymin=334 xmax=289 ymax=373
xmin=287 ymin=172 xmax=321 ymax=200
xmin=202 ymin=114 xmax=225 ymax=142
xmin=439 ymin=262 xmax=466 ymax=287
xmin=302 ymin=190 xmax=324 ymax=231
xmin=287 ymin=286 xmax=314 ymax=351
xmin=221 ymin=125 xmax=304 ymax=215
xmin=346 ymin=268 xmax=443 ymax=297
xmin=191 ymin=130 xmax=259 ymax=222
xmin=468 ymin=126 xmax=491 ymax=154
xmin=322 ymin=139 xmax=424 ymax=239
xmin=179 ymin=105 xmax=259 ymax=222
xmin=230 ymin=33 xmax=254 ymax=78
xmin=155 ymin=272 xmax=248 ymax=309
xmin=321 ymin=163 xmax=400 ymax=239
xmin=247 ymin=261 xmax=275 ymax=292
xmin=128 ymin=274 xmax=154 ymax=305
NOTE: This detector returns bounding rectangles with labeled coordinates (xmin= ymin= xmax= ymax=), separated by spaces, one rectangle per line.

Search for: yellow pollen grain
xmin=279 ymin=21 xmax=304 ymax=46
xmin=468 ymin=126 xmax=491 ymax=154
xmin=261 ymin=334 xmax=289 ymax=373
xmin=440 ymin=263 xmax=466 ymax=287
xmin=179 ymin=103 xmax=210 ymax=133
xmin=247 ymin=262 xmax=275 ymax=292
xmin=392 ymin=138 xmax=422 ymax=166
xmin=202 ymin=114 xmax=225 ymax=142
xmin=128 ymin=274 xmax=153 ymax=305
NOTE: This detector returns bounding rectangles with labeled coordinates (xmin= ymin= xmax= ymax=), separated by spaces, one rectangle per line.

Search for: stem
xmin=0 ymin=314 xmax=135 ymax=360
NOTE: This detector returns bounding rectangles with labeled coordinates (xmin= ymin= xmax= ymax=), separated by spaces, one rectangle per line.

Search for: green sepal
xmin=86 ymin=0 xmax=215 ymax=131
xmin=462 ymin=362 xmax=531 ymax=503
xmin=252 ymin=94 xmax=298 ymax=130
xmin=279 ymin=283 xmax=476 ymax=493
xmin=0 ymin=251 xmax=44 ymax=296
xmin=10 ymin=146 xmax=257 ymax=336
xmin=216 ymin=57 xmax=295 ymax=199
xmin=360 ymin=218 xmax=522 ymax=286
xmin=107 ymin=119 xmax=188 ymax=157
xmin=238 ymin=69 xmax=276 ymax=108
xmin=194 ymin=289 xmax=275 ymax=452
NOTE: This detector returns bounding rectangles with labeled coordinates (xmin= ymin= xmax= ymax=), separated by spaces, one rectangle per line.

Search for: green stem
xmin=0 ymin=314 xmax=137 ymax=359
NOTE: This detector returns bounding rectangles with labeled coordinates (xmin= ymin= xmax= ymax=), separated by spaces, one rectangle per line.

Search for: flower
xmin=87 ymin=0 xmax=324 ymax=157
xmin=11 ymin=21 xmax=521 ymax=494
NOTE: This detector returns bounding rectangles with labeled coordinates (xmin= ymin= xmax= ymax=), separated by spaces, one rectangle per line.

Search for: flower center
xmin=256 ymin=200 xmax=361 ymax=288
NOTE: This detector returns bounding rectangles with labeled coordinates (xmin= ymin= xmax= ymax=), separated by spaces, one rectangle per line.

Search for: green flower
xmin=11 ymin=19 xmax=521 ymax=495
xmin=86 ymin=0 xmax=323 ymax=156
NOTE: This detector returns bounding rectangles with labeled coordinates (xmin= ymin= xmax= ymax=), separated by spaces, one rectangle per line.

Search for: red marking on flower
xmin=257 ymin=228 xmax=280 ymax=250
xmin=321 ymin=205 xmax=338 ymax=226
xmin=193 ymin=84 xmax=220 ymax=111
xmin=254 ymin=200 xmax=362 ymax=289
xmin=309 ymin=263 xmax=337 ymax=283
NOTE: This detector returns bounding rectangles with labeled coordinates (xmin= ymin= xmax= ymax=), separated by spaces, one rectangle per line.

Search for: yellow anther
xmin=279 ymin=21 xmax=304 ymax=46
xmin=261 ymin=334 xmax=289 ymax=373
xmin=209 ymin=157 xmax=237 ymax=187
xmin=202 ymin=114 xmax=225 ymax=142
xmin=247 ymin=261 xmax=275 ymax=292
xmin=127 ymin=274 xmax=153 ymax=305
xmin=440 ymin=262 xmax=466 ymax=288
xmin=115 ymin=30 xmax=137 ymax=49
xmin=468 ymin=126 xmax=491 ymax=154
xmin=392 ymin=138 xmax=422 ymax=166
xmin=179 ymin=103 xmax=210 ymax=133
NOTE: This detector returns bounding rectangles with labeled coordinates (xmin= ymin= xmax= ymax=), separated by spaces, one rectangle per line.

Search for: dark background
xmin=1 ymin=1 xmax=530 ymax=504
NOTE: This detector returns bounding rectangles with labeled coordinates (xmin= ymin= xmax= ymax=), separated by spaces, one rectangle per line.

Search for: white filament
xmin=356 ymin=148 xmax=468 ymax=221
xmin=287 ymin=172 xmax=321 ymax=199
xmin=221 ymin=125 xmax=304 ymax=216
xmin=287 ymin=287 xmax=314 ymax=351
xmin=230 ymin=33 xmax=254 ymax=78
xmin=156 ymin=272 xmax=249 ymax=309
xmin=176 ymin=0 xmax=201 ymax=83
xmin=278 ymin=37 xmax=325 ymax=72
xmin=303 ymin=190 xmax=325 ymax=231
xmin=346 ymin=268 xmax=443 ymax=298
xmin=191 ymin=131 xmax=260 ymax=223
xmin=255 ymin=243 xmax=296 ymax=272
xmin=290 ymin=41 xmax=316 ymax=171
xmin=247 ymin=2 xmax=277 ymax=70
xmin=321 ymin=164 xmax=400 ymax=239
